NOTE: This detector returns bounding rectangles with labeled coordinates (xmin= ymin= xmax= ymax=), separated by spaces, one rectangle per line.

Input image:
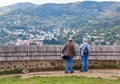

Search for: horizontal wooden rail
xmin=0 ymin=45 xmax=120 ymax=61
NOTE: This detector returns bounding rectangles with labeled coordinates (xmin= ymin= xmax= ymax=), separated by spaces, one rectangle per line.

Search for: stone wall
xmin=0 ymin=45 xmax=120 ymax=72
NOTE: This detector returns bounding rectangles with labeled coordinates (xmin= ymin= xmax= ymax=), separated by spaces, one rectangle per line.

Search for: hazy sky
xmin=0 ymin=0 xmax=120 ymax=7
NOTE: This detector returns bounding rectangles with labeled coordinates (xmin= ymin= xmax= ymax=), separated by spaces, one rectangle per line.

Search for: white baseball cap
xmin=68 ymin=38 xmax=72 ymax=40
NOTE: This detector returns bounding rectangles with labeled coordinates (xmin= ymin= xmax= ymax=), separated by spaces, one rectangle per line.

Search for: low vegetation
xmin=0 ymin=76 xmax=120 ymax=84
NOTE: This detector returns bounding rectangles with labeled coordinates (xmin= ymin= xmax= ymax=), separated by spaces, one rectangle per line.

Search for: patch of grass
xmin=0 ymin=65 xmax=119 ymax=75
xmin=0 ymin=69 xmax=22 ymax=75
xmin=29 ymin=67 xmax=64 ymax=72
xmin=88 ymin=65 xmax=120 ymax=69
xmin=0 ymin=76 xmax=120 ymax=84
xmin=101 ymin=65 xmax=120 ymax=69
xmin=0 ymin=67 xmax=64 ymax=75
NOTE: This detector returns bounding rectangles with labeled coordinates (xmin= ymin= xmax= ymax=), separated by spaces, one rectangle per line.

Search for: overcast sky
xmin=0 ymin=0 xmax=120 ymax=7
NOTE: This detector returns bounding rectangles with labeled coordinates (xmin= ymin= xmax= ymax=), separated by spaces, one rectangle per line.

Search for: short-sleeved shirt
xmin=80 ymin=43 xmax=89 ymax=56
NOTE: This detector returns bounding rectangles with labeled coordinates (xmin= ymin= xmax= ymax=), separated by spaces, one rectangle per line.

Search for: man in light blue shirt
xmin=80 ymin=38 xmax=89 ymax=72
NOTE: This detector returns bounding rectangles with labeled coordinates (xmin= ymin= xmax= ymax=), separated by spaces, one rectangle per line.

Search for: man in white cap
xmin=80 ymin=38 xmax=89 ymax=72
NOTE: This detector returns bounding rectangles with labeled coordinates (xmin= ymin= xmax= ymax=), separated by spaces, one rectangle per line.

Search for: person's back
xmin=65 ymin=42 xmax=76 ymax=57
xmin=80 ymin=38 xmax=89 ymax=72
xmin=62 ymin=38 xmax=76 ymax=74
xmin=80 ymin=43 xmax=89 ymax=56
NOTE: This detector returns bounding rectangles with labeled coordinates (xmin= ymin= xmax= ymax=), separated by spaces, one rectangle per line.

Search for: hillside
xmin=0 ymin=1 xmax=120 ymax=45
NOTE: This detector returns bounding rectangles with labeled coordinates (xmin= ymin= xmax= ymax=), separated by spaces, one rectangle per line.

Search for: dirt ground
xmin=0 ymin=69 xmax=120 ymax=80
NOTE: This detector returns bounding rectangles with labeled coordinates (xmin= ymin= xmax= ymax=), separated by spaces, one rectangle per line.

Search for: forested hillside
xmin=0 ymin=1 xmax=120 ymax=45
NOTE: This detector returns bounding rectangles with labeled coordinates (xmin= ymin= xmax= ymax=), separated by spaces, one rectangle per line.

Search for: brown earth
xmin=0 ymin=69 xmax=120 ymax=80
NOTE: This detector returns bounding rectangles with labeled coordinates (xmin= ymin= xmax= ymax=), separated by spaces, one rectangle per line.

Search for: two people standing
xmin=62 ymin=38 xmax=89 ymax=73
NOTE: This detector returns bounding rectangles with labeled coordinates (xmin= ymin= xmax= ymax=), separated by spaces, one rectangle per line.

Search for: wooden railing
xmin=0 ymin=45 xmax=120 ymax=61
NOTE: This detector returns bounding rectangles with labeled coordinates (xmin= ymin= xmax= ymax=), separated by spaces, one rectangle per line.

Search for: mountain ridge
xmin=0 ymin=1 xmax=120 ymax=45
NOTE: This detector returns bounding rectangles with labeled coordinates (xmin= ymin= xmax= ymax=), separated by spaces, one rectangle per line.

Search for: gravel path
xmin=0 ymin=69 xmax=120 ymax=80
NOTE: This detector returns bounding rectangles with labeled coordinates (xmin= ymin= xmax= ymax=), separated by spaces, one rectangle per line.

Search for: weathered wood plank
xmin=0 ymin=45 xmax=120 ymax=61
